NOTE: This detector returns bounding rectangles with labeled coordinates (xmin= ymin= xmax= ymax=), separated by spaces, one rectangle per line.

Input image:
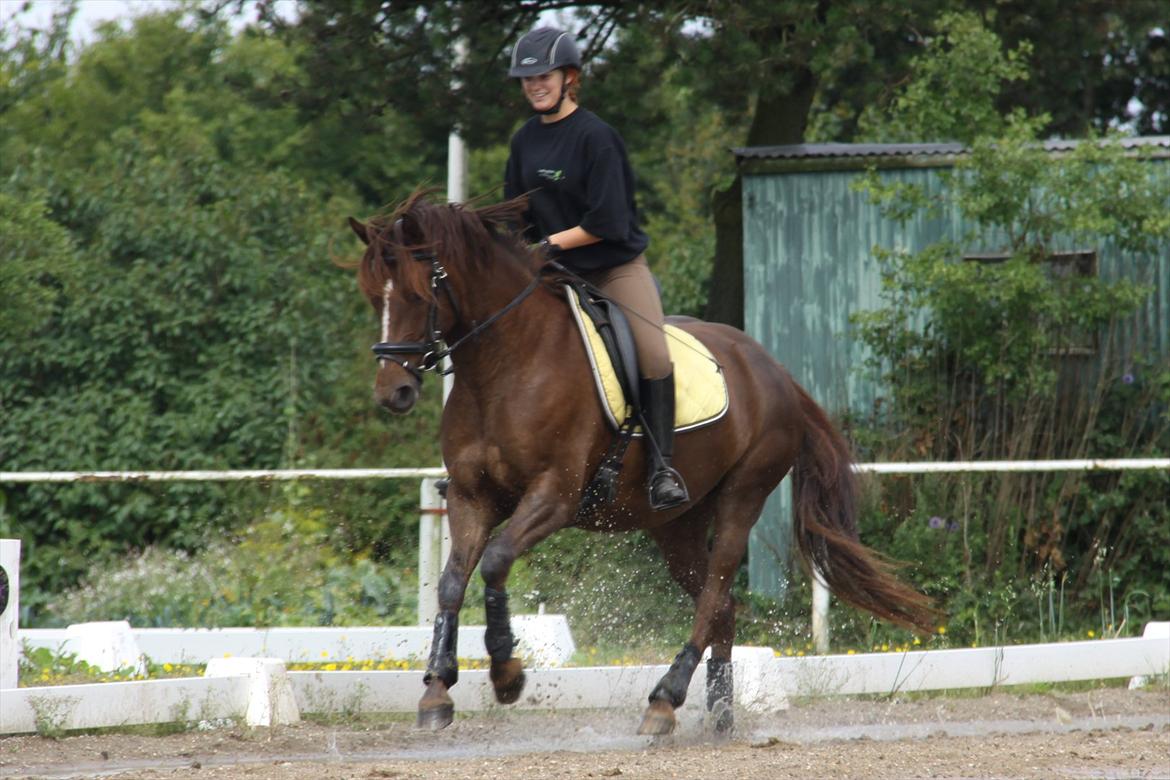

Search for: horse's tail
xmin=790 ymin=385 xmax=939 ymax=634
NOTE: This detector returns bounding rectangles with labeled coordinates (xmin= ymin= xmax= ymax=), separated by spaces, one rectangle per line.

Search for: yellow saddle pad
xmin=564 ymin=285 xmax=729 ymax=433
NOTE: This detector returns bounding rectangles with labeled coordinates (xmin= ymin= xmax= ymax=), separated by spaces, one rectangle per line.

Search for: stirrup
xmin=649 ymin=467 xmax=689 ymax=510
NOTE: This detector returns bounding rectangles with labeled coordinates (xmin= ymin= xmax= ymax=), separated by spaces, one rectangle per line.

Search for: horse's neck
xmin=446 ymin=268 xmax=566 ymax=388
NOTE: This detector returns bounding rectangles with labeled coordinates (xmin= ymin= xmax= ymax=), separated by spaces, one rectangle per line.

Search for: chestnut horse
xmin=348 ymin=191 xmax=935 ymax=735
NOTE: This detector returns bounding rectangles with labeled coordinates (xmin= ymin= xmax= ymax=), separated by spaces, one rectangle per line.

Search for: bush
xmin=40 ymin=497 xmax=416 ymax=628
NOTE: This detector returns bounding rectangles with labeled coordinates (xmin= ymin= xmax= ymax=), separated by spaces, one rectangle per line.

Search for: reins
xmin=370 ymin=232 xmax=720 ymax=383
xmin=371 ymin=247 xmax=544 ymax=382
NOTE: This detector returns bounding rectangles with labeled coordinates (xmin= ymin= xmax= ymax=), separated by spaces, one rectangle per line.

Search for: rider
xmin=504 ymin=27 xmax=689 ymax=511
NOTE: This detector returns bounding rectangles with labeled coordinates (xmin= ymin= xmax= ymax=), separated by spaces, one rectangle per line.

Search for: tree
xmin=982 ymin=0 xmax=1169 ymax=136
xmin=850 ymin=12 xmax=1170 ymax=598
xmin=0 ymin=192 xmax=77 ymax=342
xmin=0 ymin=10 xmax=403 ymax=617
xmin=682 ymin=1 xmax=1168 ymax=326
xmin=238 ymin=1 xmax=1166 ymax=327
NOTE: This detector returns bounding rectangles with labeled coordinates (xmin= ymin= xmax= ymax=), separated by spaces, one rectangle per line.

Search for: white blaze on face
xmin=379 ymin=280 xmax=393 ymax=362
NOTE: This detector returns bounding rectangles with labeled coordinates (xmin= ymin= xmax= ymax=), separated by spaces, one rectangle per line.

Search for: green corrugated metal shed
xmin=738 ymin=138 xmax=1170 ymax=597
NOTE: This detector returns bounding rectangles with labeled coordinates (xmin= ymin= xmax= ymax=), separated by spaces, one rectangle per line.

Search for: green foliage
xmin=0 ymin=191 xmax=78 ymax=340
xmin=958 ymin=123 xmax=1170 ymax=256
xmin=19 ymin=645 xmax=144 ymax=687
xmin=41 ymin=495 xmax=416 ymax=628
xmin=844 ymin=15 xmax=1170 ymax=644
xmin=857 ymin=12 xmax=1032 ymax=145
xmin=0 ymin=10 xmax=431 ymax=622
xmin=637 ymin=74 xmax=740 ymax=318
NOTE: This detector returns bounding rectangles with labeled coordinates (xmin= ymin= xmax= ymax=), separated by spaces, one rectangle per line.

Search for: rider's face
xmin=521 ymin=70 xmax=568 ymax=113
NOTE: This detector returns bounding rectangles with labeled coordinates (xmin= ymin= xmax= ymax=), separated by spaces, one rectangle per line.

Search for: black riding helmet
xmin=509 ymin=27 xmax=582 ymax=77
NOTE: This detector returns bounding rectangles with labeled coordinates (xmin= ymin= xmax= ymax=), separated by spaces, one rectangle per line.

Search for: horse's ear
xmin=348 ymin=217 xmax=370 ymax=246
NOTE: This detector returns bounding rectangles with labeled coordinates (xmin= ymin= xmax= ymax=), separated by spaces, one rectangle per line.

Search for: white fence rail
xmin=0 ymin=468 xmax=447 ymax=483
xmin=3 ymin=458 xmax=1168 ymax=483
xmin=4 ymin=625 xmax=1166 ymax=735
xmin=855 ymin=458 xmax=1170 ymax=474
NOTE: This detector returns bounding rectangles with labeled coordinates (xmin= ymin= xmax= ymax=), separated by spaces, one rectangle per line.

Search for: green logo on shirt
xmin=537 ymin=168 xmax=565 ymax=182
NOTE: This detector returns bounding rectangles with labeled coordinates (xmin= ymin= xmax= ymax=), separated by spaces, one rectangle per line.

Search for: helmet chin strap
xmin=536 ymin=73 xmax=571 ymax=116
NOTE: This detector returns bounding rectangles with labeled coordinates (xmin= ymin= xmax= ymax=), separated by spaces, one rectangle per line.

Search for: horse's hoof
xmin=637 ymin=699 xmax=677 ymax=735
xmin=417 ymin=701 xmax=454 ymax=730
xmin=490 ymin=658 xmax=526 ymax=705
xmin=417 ymin=680 xmax=455 ymax=730
xmin=711 ymin=701 xmax=734 ymax=735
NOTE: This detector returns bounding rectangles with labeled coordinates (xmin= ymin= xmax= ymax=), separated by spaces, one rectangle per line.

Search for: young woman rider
xmin=503 ymin=27 xmax=688 ymax=511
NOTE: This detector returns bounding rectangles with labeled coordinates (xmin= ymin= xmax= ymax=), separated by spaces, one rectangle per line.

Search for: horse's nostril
xmin=393 ymin=386 xmax=414 ymax=406
xmin=376 ymin=383 xmax=418 ymax=414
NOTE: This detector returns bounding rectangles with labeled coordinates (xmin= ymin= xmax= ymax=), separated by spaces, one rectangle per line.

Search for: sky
xmin=0 ymin=0 xmax=297 ymax=43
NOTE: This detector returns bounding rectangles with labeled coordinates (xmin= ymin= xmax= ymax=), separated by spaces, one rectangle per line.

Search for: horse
xmin=347 ymin=190 xmax=936 ymax=735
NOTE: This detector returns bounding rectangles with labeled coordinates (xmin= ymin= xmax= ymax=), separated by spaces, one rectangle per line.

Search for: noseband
xmin=371 ymin=248 xmax=543 ymax=383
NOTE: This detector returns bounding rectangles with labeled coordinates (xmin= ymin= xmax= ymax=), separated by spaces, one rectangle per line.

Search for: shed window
xmin=963 ymin=250 xmax=1099 ymax=356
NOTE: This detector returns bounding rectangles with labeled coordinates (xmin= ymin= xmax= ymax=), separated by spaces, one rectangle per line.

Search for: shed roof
xmin=734 ymin=136 xmax=1170 ymax=164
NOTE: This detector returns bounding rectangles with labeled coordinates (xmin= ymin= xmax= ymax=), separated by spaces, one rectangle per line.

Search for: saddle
xmin=562 ymin=283 xmax=728 ymax=434
xmin=561 ymin=281 xmax=728 ymax=514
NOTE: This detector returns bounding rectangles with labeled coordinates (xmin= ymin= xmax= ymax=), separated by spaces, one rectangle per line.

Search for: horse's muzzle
xmin=375 ymin=380 xmax=419 ymax=415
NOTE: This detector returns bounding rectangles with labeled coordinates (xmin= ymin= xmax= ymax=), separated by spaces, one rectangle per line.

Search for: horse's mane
xmin=355 ymin=189 xmax=534 ymax=302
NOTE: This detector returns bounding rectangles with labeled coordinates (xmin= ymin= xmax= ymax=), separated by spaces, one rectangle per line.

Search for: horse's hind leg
xmin=640 ymin=490 xmax=764 ymax=736
xmin=646 ymin=510 xmax=737 ymax=733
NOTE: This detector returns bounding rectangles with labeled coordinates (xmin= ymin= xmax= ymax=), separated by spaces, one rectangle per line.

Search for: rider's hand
xmin=532 ymin=238 xmax=562 ymax=259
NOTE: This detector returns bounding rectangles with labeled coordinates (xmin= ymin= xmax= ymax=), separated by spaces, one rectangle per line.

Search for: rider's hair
xmin=563 ymin=66 xmax=580 ymax=103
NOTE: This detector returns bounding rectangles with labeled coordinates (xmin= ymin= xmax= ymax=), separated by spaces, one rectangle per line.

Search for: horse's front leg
xmin=417 ymin=499 xmax=492 ymax=730
xmin=479 ymin=474 xmax=576 ymax=706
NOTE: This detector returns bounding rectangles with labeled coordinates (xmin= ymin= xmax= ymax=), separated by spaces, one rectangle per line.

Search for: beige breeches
xmin=581 ymin=255 xmax=672 ymax=380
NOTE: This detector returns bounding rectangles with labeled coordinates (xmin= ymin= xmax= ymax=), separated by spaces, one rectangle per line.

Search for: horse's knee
xmin=479 ymin=541 xmax=514 ymax=588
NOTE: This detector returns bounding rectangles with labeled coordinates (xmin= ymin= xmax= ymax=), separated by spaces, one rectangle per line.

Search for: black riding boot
xmin=640 ymin=371 xmax=690 ymax=511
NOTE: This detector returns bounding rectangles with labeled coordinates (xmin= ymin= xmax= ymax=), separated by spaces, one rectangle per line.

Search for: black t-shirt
xmin=504 ymin=108 xmax=649 ymax=272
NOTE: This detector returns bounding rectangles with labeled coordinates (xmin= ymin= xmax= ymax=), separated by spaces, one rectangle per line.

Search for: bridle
xmin=371 ymin=249 xmax=454 ymax=382
xmin=371 ymin=247 xmax=543 ymax=383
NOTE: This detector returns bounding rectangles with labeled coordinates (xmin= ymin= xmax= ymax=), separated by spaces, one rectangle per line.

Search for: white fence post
xmin=0 ymin=539 xmax=20 ymax=690
xmin=418 ymin=478 xmax=449 ymax=625
xmin=812 ymin=569 xmax=831 ymax=654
